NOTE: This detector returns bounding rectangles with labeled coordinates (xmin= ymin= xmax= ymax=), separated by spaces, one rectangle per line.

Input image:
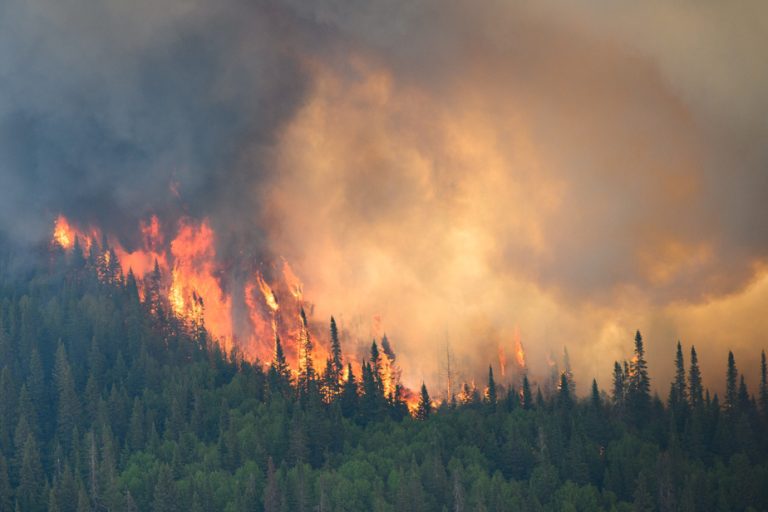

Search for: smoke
xmin=2 ymin=0 xmax=767 ymax=393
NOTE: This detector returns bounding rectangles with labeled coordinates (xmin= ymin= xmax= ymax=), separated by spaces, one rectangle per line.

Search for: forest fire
xmin=49 ymin=214 xmax=335 ymax=368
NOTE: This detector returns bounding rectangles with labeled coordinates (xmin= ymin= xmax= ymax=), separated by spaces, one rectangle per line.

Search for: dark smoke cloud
xmin=0 ymin=0 xmax=309 ymax=253
xmin=2 ymin=0 xmax=767 ymax=393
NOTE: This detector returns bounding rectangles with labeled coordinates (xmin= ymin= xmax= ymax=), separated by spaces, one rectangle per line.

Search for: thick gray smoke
xmin=1 ymin=0 xmax=767 ymax=393
xmin=0 ymin=0 xmax=309 ymax=256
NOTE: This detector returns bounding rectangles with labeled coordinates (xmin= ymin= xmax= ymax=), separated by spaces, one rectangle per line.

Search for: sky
xmin=1 ymin=0 xmax=767 ymax=395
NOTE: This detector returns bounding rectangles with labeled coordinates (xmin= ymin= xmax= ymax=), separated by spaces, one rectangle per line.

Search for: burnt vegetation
xmin=0 ymin=247 xmax=765 ymax=511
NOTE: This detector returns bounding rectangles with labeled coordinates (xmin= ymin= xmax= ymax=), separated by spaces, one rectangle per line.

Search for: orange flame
xmin=257 ymin=272 xmax=279 ymax=313
xmin=52 ymin=215 xmax=75 ymax=250
xmin=498 ymin=345 xmax=507 ymax=377
xmin=48 ymin=214 xmax=370 ymax=393
xmin=513 ymin=326 xmax=526 ymax=369
xmin=169 ymin=219 xmax=233 ymax=350
xmin=282 ymin=259 xmax=303 ymax=302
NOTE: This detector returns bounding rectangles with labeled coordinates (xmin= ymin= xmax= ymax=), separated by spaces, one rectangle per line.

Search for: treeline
xmin=0 ymin=246 xmax=764 ymax=510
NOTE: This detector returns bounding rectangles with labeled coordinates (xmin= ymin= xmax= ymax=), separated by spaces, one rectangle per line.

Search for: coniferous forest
xmin=0 ymin=246 xmax=766 ymax=512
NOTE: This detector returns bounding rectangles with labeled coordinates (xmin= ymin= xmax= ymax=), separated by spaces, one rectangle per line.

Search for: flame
xmin=513 ymin=326 xmax=526 ymax=369
xmin=498 ymin=345 xmax=507 ymax=377
xmin=282 ymin=259 xmax=304 ymax=302
xmin=257 ymin=272 xmax=279 ymax=312
xmin=48 ymin=214 xmax=388 ymax=399
xmin=169 ymin=219 xmax=233 ymax=349
xmin=53 ymin=215 xmax=75 ymax=250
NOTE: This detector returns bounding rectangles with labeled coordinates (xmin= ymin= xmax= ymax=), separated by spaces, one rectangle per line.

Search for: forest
xmin=0 ymin=243 xmax=765 ymax=512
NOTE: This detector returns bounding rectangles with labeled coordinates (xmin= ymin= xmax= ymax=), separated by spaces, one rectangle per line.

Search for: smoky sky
xmin=2 ymin=0 xmax=768 ymax=392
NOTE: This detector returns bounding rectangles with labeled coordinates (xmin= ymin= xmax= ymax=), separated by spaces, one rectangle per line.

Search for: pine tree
xmin=152 ymin=465 xmax=177 ymax=512
xmin=521 ymin=375 xmax=533 ymax=410
xmin=0 ymin=455 xmax=11 ymax=512
xmin=760 ymin=350 xmax=767 ymax=415
xmin=558 ymin=372 xmax=573 ymax=410
xmin=627 ymin=331 xmax=650 ymax=424
xmin=329 ymin=317 xmax=343 ymax=378
xmin=725 ymin=351 xmax=738 ymax=412
xmin=360 ymin=361 xmax=384 ymax=422
xmin=268 ymin=334 xmax=291 ymax=397
xmin=415 ymin=383 xmax=431 ymax=420
xmin=612 ymin=361 xmax=625 ymax=412
xmin=264 ymin=457 xmax=280 ymax=512
xmin=485 ymin=366 xmax=497 ymax=410
xmin=669 ymin=341 xmax=688 ymax=409
xmin=340 ymin=363 xmax=358 ymax=419
xmin=590 ymin=379 xmax=601 ymax=410
xmin=369 ymin=340 xmax=383 ymax=391
xmin=296 ymin=308 xmax=316 ymax=399
xmin=54 ymin=343 xmax=81 ymax=449
xmin=563 ymin=346 xmax=575 ymax=396
xmin=689 ymin=346 xmax=703 ymax=409
xmin=323 ymin=317 xmax=344 ymax=399
xmin=17 ymin=433 xmax=44 ymax=512
xmin=0 ymin=367 xmax=16 ymax=454
xmin=737 ymin=375 xmax=751 ymax=414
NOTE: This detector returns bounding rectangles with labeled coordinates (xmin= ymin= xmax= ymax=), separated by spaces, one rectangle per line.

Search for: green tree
xmin=0 ymin=455 xmax=11 ymax=512
xmin=689 ymin=346 xmax=703 ymax=409
xmin=415 ymin=383 xmax=431 ymax=420
xmin=17 ymin=433 xmax=44 ymax=512
xmin=759 ymin=350 xmax=767 ymax=415
xmin=152 ymin=465 xmax=177 ymax=512
xmin=612 ymin=361 xmax=625 ymax=413
xmin=54 ymin=342 xmax=81 ymax=447
xmin=521 ymin=375 xmax=533 ymax=410
xmin=628 ymin=331 xmax=650 ymax=423
xmin=485 ymin=366 xmax=497 ymax=410
xmin=340 ymin=364 xmax=358 ymax=419
xmin=669 ymin=341 xmax=687 ymax=409
xmin=264 ymin=457 xmax=281 ymax=512
xmin=725 ymin=351 xmax=738 ymax=413
xmin=296 ymin=308 xmax=316 ymax=400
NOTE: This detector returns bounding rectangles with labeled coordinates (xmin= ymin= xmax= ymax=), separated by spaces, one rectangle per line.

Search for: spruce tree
xmin=558 ymin=372 xmax=573 ymax=411
xmin=17 ymin=433 xmax=44 ymax=512
xmin=521 ymin=375 xmax=533 ymax=410
xmin=612 ymin=361 xmax=625 ymax=411
xmin=54 ymin=343 xmax=81 ymax=448
xmin=485 ymin=366 xmax=497 ymax=410
xmin=590 ymin=379 xmax=601 ymax=410
xmin=0 ymin=455 xmax=11 ymax=512
xmin=415 ymin=383 xmax=431 ymax=420
xmin=370 ymin=340 xmax=383 ymax=391
xmin=689 ymin=346 xmax=703 ymax=409
xmin=760 ymin=350 xmax=767 ymax=415
xmin=340 ymin=363 xmax=358 ymax=419
xmin=264 ymin=457 xmax=280 ymax=512
xmin=268 ymin=334 xmax=291 ymax=397
xmin=563 ymin=346 xmax=575 ymax=396
xmin=725 ymin=351 xmax=738 ymax=412
xmin=296 ymin=308 xmax=316 ymax=399
xmin=669 ymin=341 xmax=687 ymax=409
xmin=152 ymin=465 xmax=177 ymax=512
xmin=628 ymin=331 xmax=651 ymax=413
xmin=329 ymin=317 xmax=343 ymax=378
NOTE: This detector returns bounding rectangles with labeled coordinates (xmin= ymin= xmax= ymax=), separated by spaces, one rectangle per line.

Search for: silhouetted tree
xmin=415 ymin=383 xmax=431 ymax=420
xmin=485 ymin=366 xmax=497 ymax=410
xmin=760 ymin=350 xmax=767 ymax=415
xmin=689 ymin=346 xmax=703 ymax=409
xmin=627 ymin=331 xmax=650 ymax=424
xmin=340 ymin=364 xmax=358 ymax=419
xmin=725 ymin=351 xmax=738 ymax=413
xmin=522 ymin=375 xmax=533 ymax=410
